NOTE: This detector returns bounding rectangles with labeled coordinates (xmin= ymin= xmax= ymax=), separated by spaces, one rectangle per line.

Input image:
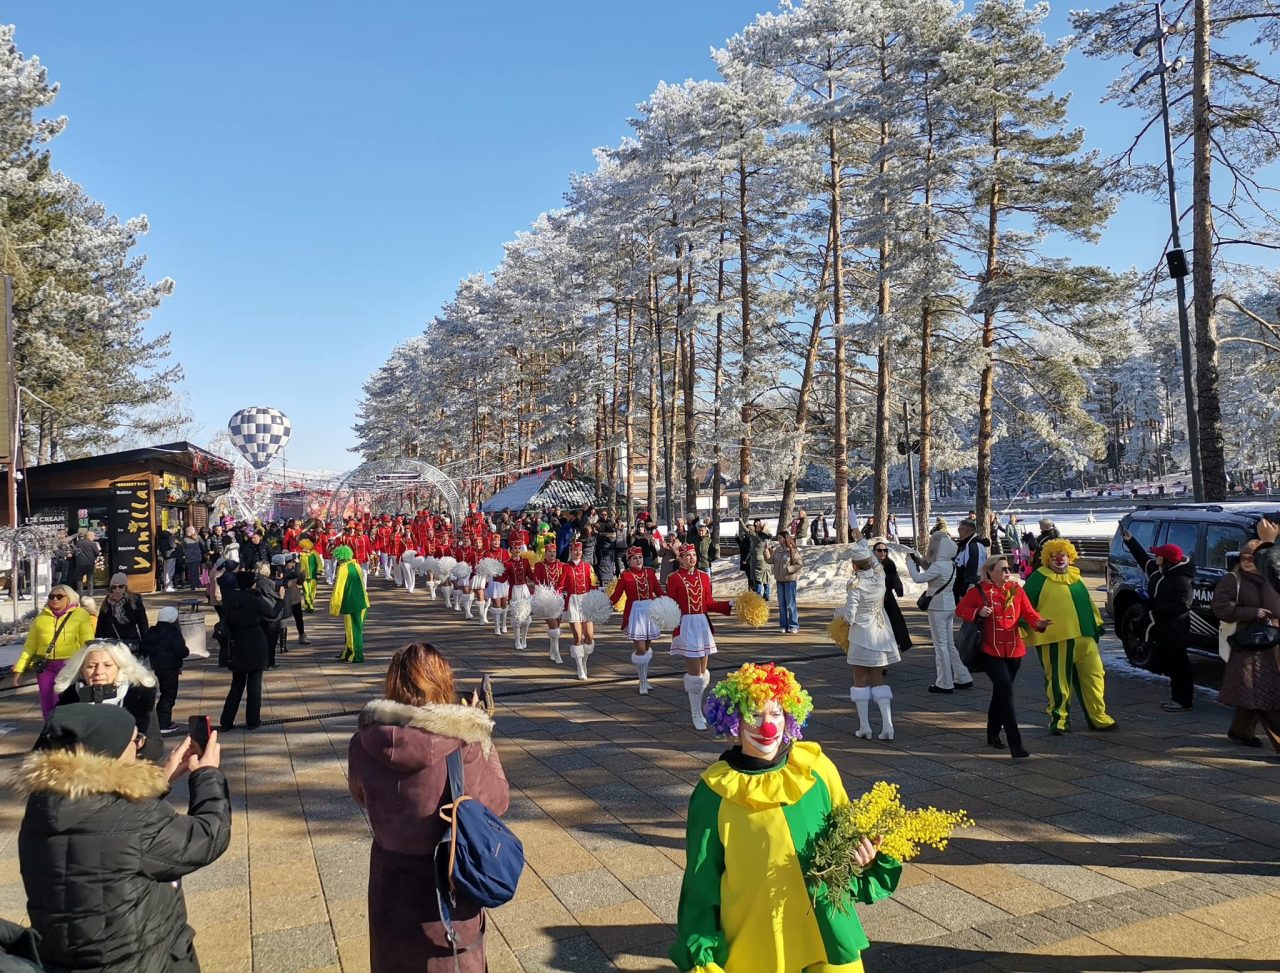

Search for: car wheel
xmin=1120 ymin=603 xmax=1155 ymax=668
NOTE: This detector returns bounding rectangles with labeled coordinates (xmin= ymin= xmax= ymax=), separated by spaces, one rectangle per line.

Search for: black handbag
xmin=916 ymin=564 xmax=955 ymax=611
xmin=957 ymin=585 xmax=990 ymax=671
xmin=1228 ymin=622 xmax=1280 ymax=651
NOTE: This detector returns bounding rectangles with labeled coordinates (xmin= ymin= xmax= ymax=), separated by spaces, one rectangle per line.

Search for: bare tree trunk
xmin=975 ymin=122 xmax=1001 ymax=539
xmin=683 ymin=329 xmax=698 ymax=519
xmin=779 ymin=218 xmax=834 ymax=531
xmin=737 ymin=155 xmax=753 ymax=523
xmin=625 ymin=310 xmax=636 ymax=521
xmin=712 ymin=228 xmax=727 ymax=544
xmin=918 ymin=301 xmax=933 ymax=552
xmin=647 ymin=373 xmax=658 ymax=520
xmin=872 ymin=71 xmax=892 ymax=541
xmin=1191 ymin=0 xmax=1226 ymax=499
xmin=828 ymin=113 xmax=849 ymax=543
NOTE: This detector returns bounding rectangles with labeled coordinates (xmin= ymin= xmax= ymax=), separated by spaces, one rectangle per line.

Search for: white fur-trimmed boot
xmin=872 ymin=684 xmax=894 ymax=741
xmin=463 ymin=593 xmax=474 ymax=619
xmin=852 ymin=686 xmax=873 ymax=739
xmin=454 ymin=587 xmax=466 ymax=611
xmin=571 ymin=643 xmax=589 ymax=680
xmin=520 ymin=618 xmax=532 ymax=649
xmin=685 ymin=672 xmax=710 ymax=730
xmin=441 ymin=584 xmax=451 ymax=607
xmin=631 ymin=649 xmax=653 ymax=695
xmin=480 ymin=600 xmax=490 ymax=624
xmin=493 ymin=607 xmax=504 ymax=636
xmin=548 ymin=628 xmax=563 ymax=664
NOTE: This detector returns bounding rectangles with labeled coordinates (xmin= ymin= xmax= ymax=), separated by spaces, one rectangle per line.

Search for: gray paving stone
xmin=250 ymin=921 xmax=338 ymax=973
xmin=182 ymin=854 xmax=250 ymax=894
xmin=312 ymin=838 xmax=370 ymax=900
xmin=544 ymin=867 xmax=634 ymax=915
xmin=623 ymin=870 xmax=682 ymax=925
xmin=1007 ymin=862 xmax=1131 ymax=902
xmin=859 ymin=897 xmax=950 ymax=944
xmin=541 ymin=751 xmax=597 ymax=773
xmin=892 ymin=882 xmax=1012 ymax=933
xmin=515 ymin=933 xmax=615 ymax=973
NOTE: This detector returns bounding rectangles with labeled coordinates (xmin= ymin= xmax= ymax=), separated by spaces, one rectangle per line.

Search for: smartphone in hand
xmin=188 ymin=715 xmax=212 ymax=754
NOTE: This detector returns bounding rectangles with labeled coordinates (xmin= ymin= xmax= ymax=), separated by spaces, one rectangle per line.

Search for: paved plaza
xmin=0 ymin=580 xmax=1278 ymax=973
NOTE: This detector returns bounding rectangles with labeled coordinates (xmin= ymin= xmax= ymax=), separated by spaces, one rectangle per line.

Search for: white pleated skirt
xmin=485 ymin=580 xmax=509 ymax=599
xmin=565 ymin=593 xmax=587 ymax=623
xmin=626 ymin=600 xmax=661 ymax=641
xmin=671 ymin=614 xmax=716 ymax=658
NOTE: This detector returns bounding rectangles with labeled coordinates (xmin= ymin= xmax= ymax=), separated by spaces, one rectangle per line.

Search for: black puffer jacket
xmin=95 ymin=596 xmax=150 ymax=646
xmin=140 ymin=622 xmax=189 ymax=672
xmin=1125 ymin=536 xmax=1195 ymax=646
xmin=223 ymin=588 xmax=274 ymax=672
xmin=16 ymin=750 xmax=230 ymax=973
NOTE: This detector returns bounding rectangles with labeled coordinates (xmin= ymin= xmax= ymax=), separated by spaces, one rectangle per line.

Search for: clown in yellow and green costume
xmin=1023 ymin=539 xmax=1115 ymax=733
xmin=673 ymin=664 xmax=900 ymax=973
xmin=329 ymin=545 xmax=369 ymax=663
xmin=298 ymin=539 xmax=323 ymax=612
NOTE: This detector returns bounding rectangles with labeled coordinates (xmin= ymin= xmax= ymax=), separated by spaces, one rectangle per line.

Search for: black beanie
xmin=34 ymin=703 xmax=136 ymax=758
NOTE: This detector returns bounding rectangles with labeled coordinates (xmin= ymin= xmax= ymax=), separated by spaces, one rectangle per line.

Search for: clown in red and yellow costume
xmin=612 ymin=547 xmax=663 ymax=695
xmin=667 ymin=544 xmax=732 ymax=730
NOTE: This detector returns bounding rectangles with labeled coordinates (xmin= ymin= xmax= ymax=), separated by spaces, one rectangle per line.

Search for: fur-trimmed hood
xmin=11 ymin=748 xmax=169 ymax=802
xmin=357 ymin=698 xmax=494 ymax=762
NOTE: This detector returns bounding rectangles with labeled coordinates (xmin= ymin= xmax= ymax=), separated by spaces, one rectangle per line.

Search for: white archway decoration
xmin=323 ymin=458 xmax=465 ymax=524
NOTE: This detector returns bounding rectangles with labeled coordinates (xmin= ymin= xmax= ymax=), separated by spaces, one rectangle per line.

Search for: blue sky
xmin=12 ymin=1 xmax=1168 ymax=471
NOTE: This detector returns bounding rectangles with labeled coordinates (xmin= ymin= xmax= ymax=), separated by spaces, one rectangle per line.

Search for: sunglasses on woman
xmin=873 ymin=547 xmax=888 ymax=554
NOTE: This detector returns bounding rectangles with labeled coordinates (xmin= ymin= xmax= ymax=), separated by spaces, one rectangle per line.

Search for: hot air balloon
xmin=227 ymin=406 xmax=291 ymax=470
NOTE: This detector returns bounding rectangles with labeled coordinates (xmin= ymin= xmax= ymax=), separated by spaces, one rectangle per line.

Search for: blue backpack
xmin=435 ymin=748 xmax=524 ymax=957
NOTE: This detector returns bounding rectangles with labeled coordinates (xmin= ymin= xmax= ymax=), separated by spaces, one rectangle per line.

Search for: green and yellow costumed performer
xmin=673 ymin=663 xmax=900 ymax=973
xmin=329 ymin=545 xmax=369 ymax=663
xmin=1023 ymin=538 xmax=1115 ymax=733
xmin=298 ymin=538 xmax=323 ymax=612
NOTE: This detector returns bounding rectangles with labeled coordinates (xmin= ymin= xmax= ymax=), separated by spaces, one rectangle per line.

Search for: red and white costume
xmin=558 ymin=558 xmax=596 ymax=623
xmin=613 ymin=564 xmax=663 ymax=642
xmin=666 ymin=567 xmax=730 ymax=658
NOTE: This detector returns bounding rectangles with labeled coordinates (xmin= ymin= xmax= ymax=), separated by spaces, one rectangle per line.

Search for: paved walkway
xmin=0 ymin=579 xmax=1278 ymax=973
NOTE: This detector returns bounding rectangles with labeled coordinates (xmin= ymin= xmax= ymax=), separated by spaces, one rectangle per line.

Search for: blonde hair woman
xmin=53 ymin=639 xmax=162 ymax=761
xmin=13 ymin=585 xmax=97 ymax=717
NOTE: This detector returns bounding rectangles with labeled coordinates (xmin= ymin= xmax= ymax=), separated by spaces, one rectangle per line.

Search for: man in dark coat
xmin=1124 ymin=530 xmax=1196 ymax=711
xmin=71 ymin=531 xmax=101 ymax=596
xmin=16 ymin=703 xmax=229 ymax=973
xmin=220 ymin=575 xmax=275 ymax=730
xmin=239 ymin=531 xmax=272 ymax=575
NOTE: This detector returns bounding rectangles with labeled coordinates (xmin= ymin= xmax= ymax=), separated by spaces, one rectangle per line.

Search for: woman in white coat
xmin=843 ymin=541 xmax=901 ymax=740
xmin=907 ymin=532 xmax=973 ymax=693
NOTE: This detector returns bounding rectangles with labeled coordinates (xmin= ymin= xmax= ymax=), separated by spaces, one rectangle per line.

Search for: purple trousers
xmin=36 ymin=661 xmax=67 ymax=719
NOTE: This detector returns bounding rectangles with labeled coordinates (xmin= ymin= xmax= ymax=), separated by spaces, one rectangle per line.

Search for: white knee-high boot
xmin=548 ymin=628 xmax=562 ymax=663
xmin=463 ymin=593 xmax=475 ymax=618
xmin=685 ymin=672 xmax=710 ymax=730
xmin=441 ymin=584 xmax=451 ymax=607
xmin=571 ymin=642 xmax=589 ymax=680
xmin=872 ymin=684 xmax=894 ymax=741
xmin=852 ymin=686 xmax=873 ymax=739
xmin=631 ymin=649 xmax=652 ymax=695
xmin=493 ymin=606 xmax=503 ymax=635
xmin=480 ymin=599 xmax=490 ymax=624
xmin=455 ymin=587 xmax=466 ymax=611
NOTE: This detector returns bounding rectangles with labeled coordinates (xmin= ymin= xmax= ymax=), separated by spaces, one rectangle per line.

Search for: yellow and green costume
xmin=1024 ymin=564 xmax=1114 ymax=732
xmin=329 ymin=549 xmax=369 ymax=663
xmin=299 ymin=549 xmax=323 ymax=612
xmin=673 ymin=741 xmax=900 ymax=973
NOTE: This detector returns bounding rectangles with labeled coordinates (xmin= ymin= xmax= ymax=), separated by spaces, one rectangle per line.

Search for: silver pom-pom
xmin=510 ymin=598 xmax=532 ymax=624
xmin=649 ymin=595 xmax=682 ymax=632
xmin=475 ymin=556 xmax=505 ymax=581
xmin=579 ymin=589 xmax=615 ymax=624
xmin=451 ymin=561 xmax=473 ymax=582
xmin=530 ymin=584 xmax=564 ymax=620
xmin=436 ymin=555 xmax=458 ymax=575
xmin=413 ymin=556 xmax=428 ymax=573
xmin=422 ymin=556 xmax=440 ymax=575
xmin=400 ymin=549 xmax=418 ymax=563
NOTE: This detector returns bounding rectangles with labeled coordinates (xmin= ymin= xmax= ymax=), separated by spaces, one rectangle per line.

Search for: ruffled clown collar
xmin=699 ymin=740 xmax=822 ymax=810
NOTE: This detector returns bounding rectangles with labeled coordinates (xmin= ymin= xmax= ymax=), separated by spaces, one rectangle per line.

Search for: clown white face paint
xmin=1050 ymin=553 xmax=1071 ymax=574
xmin=740 ymin=699 xmax=786 ymax=761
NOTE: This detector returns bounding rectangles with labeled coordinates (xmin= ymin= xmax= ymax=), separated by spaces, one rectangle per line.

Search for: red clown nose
xmin=758 ymin=721 xmax=780 ymax=741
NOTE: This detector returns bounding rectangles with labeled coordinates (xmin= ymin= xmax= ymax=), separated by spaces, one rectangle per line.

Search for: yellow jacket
xmin=16 ymin=607 xmax=97 ymax=673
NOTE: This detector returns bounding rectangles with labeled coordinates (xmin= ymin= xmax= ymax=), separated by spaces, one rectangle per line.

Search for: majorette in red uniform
xmin=372 ymin=518 xmax=393 ymax=578
xmin=612 ymin=547 xmax=663 ymax=695
xmin=533 ymin=547 xmax=566 ymax=664
xmin=479 ymin=533 xmax=511 ymax=630
xmin=283 ymin=520 xmax=302 ymax=553
xmin=499 ymin=541 xmax=534 ymax=648
xmin=666 ymin=544 xmax=732 ymax=730
xmin=557 ymin=541 xmax=598 ymax=680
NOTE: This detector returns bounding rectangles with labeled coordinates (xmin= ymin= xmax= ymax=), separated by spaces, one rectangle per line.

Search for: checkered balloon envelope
xmin=227 ymin=406 xmax=292 ymax=470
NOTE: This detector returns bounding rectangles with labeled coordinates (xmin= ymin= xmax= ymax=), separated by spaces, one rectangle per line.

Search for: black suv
xmin=1107 ymin=502 xmax=1275 ymax=667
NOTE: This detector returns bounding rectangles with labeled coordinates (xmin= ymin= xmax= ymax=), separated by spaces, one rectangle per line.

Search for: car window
xmin=1204 ymin=524 xmax=1249 ymax=571
xmin=1123 ymin=519 xmax=1159 ymax=553
xmin=1162 ymin=521 xmax=1201 ymax=561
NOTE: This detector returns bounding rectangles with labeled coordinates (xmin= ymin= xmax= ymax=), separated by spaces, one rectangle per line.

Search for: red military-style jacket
xmin=665 ymin=568 xmax=730 ymax=637
xmin=557 ymin=560 xmax=595 ymax=605
xmin=612 ymin=567 xmax=662 ymax=630
xmin=499 ymin=553 xmax=533 ymax=591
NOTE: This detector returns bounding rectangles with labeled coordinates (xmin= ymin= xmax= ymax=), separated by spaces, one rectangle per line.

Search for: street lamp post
xmin=1133 ymin=0 xmax=1203 ymax=501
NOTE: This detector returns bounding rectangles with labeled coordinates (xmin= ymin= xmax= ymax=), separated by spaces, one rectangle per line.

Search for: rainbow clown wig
xmin=1039 ymin=538 xmax=1079 ymax=569
xmin=704 ymin=662 xmax=814 ymax=741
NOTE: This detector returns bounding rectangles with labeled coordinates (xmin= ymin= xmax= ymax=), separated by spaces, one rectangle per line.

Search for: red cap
xmin=1151 ymin=544 xmax=1184 ymax=562
xmin=627 ymin=546 xmax=645 ymax=558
